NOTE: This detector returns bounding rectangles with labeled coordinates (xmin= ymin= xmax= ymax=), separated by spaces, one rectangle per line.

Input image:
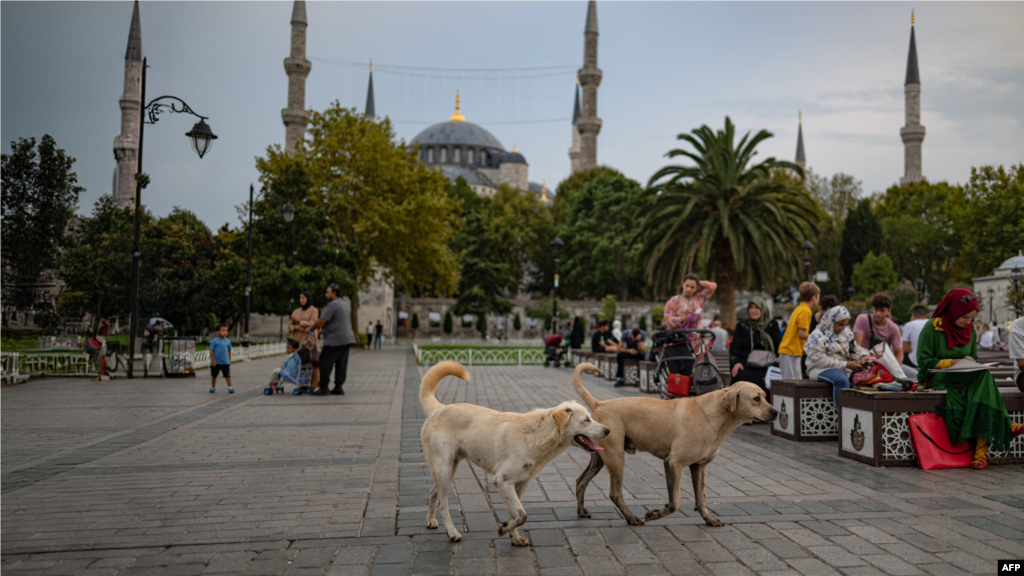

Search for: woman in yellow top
xmin=916 ymin=289 xmax=1023 ymax=469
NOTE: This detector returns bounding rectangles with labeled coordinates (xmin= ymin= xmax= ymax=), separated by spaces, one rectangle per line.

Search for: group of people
xmin=365 ymin=320 xmax=385 ymax=349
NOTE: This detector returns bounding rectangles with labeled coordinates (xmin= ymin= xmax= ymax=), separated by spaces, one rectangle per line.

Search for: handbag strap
xmin=911 ymin=420 xmax=974 ymax=455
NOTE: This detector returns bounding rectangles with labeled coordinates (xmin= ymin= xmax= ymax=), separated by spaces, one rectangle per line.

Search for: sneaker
xmin=614 ymin=378 xmax=626 ymax=387
xmin=228 ymin=387 xmax=234 ymax=394
xmin=330 ymin=387 xmax=345 ymax=395
xmin=317 ymin=387 xmax=330 ymax=396
xmin=209 ymin=387 xmax=215 ymax=393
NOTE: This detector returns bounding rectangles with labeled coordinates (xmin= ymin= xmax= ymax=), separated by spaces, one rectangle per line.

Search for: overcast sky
xmin=3 ymin=1 xmax=1023 ymax=229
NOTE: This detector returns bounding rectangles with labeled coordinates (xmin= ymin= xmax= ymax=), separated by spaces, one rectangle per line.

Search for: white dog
xmin=419 ymin=361 xmax=609 ymax=546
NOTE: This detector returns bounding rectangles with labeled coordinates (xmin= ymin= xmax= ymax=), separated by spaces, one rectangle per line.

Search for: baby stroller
xmin=543 ymin=334 xmax=566 ymax=367
xmin=649 ymin=329 xmax=723 ymax=399
xmin=264 ymin=335 xmax=316 ymax=395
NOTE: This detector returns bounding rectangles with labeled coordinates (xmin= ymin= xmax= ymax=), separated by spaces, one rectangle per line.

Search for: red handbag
xmin=908 ymin=413 xmax=974 ymax=470
xmin=666 ymin=374 xmax=691 ymax=396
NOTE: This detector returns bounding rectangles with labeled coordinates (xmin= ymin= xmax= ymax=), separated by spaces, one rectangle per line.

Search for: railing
xmin=0 ymin=341 xmax=287 ymax=381
xmin=414 ymin=343 xmax=547 ymax=366
xmin=418 ymin=338 xmax=543 ymax=347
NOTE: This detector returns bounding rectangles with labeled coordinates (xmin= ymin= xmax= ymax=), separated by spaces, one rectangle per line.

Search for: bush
xmin=638 ymin=314 xmax=647 ymax=331
xmin=599 ymin=295 xmax=617 ymax=321
xmin=411 ymin=312 xmax=419 ymax=330
xmin=890 ymin=282 xmax=919 ymax=324
xmin=513 ymin=313 xmax=522 ymax=331
xmin=443 ymin=310 xmax=453 ymax=334
xmin=652 ymin=304 xmax=665 ymax=326
xmin=851 ymin=251 xmax=897 ymax=299
xmin=475 ymin=314 xmax=486 ymax=337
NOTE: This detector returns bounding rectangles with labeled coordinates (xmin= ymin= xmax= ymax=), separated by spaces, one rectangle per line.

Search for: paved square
xmin=3 ymin=348 xmax=1022 ymax=575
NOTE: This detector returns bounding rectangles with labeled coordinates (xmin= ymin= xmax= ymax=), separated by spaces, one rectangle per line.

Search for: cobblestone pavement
xmin=3 ymin=348 xmax=1023 ymax=576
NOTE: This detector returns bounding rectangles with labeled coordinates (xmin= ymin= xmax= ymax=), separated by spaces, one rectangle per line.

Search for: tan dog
xmin=570 ymin=363 xmax=777 ymax=527
xmin=420 ymin=361 xmax=610 ymax=545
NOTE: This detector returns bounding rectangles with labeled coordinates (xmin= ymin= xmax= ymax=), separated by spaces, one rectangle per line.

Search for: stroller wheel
xmin=293 ymin=389 xmax=301 ymax=395
xmin=543 ymin=362 xmax=550 ymax=367
xmin=554 ymin=363 xmax=561 ymax=368
xmin=263 ymin=388 xmax=272 ymax=395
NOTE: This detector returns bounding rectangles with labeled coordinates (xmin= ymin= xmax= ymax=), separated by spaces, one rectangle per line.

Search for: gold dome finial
xmin=512 ymin=143 xmax=517 ymax=152
xmin=369 ymin=58 xmax=373 ymax=72
xmin=450 ymin=90 xmax=465 ymax=122
xmin=911 ymin=9 xmax=915 ymax=26
xmin=799 ymin=110 xmax=802 ymax=124
xmin=540 ymin=180 xmax=549 ymax=202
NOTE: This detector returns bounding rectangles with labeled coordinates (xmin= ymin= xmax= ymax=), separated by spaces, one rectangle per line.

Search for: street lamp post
xmin=550 ymin=237 xmax=564 ymax=336
xmin=126 ymin=57 xmax=217 ymax=378
xmin=914 ymin=278 xmax=924 ymax=302
xmin=988 ymin=287 xmax=995 ymax=323
xmin=800 ymin=241 xmax=815 ymax=283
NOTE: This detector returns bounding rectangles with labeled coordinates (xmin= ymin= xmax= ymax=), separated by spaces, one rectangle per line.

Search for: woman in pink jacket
xmin=663 ymin=274 xmax=717 ymax=347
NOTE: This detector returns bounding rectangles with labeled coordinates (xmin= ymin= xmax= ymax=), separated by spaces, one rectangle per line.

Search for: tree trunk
xmin=713 ymin=238 xmax=739 ymax=332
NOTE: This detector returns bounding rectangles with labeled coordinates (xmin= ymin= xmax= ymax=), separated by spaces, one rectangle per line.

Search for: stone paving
xmin=2 ymin=347 xmax=1023 ymax=576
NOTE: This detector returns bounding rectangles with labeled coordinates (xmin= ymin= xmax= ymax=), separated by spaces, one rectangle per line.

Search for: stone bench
xmin=639 ymin=361 xmax=658 ymax=393
xmin=837 ymin=387 xmax=1024 ymax=467
xmin=770 ymin=380 xmax=838 ymax=442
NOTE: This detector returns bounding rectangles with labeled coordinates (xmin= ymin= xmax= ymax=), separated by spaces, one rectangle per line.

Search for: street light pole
xmin=988 ymin=288 xmax=995 ymax=323
xmin=244 ymin=184 xmax=254 ymax=347
xmin=125 ymin=59 xmax=217 ymax=379
xmin=800 ymin=241 xmax=814 ymax=283
xmin=550 ymin=237 xmax=564 ymax=336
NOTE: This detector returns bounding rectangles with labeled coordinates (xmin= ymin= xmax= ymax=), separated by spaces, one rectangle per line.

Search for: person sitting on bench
xmin=591 ymin=320 xmax=619 ymax=353
xmin=804 ymin=306 xmax=872 ymax=406
xmin=615 ymin=328 xmax=647 ymax=387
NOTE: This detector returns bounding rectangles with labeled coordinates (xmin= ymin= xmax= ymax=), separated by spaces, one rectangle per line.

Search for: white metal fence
xmin=1 ymin=341 xmax=287 ymax=382
xmin=413 ymin=342 xmax=548 ymax=366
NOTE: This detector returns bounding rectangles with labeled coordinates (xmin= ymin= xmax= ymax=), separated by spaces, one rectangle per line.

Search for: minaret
xmin=364 ymin=59 xmax=376 ymax=120
xmin=900 ymin=10 xmax=925 ymax=185
xmin=282 ymin=1 xmax=311 ymax=153
xmin=568 ymin=82 xmax=583 ymax=173
xmin=795 ymin=111 xmax=806 ymax=170
xmin=112 ymin=1 xmax=143 ymax=208
xmin=576 ymin=0 xmax=602 ymax=171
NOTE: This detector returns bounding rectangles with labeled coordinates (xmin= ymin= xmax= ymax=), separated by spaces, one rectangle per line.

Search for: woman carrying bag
xmin=916 ymin=289 xmax=1024 ymax=469
xmin=729 ymin=298 xmax=782 ymax=391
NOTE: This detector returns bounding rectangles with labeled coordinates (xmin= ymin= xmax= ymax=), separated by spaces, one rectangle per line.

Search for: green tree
xmin=449 ymin=213 xmax=513 ymax=337
xmin=257 ymin=104 xmax=460 ymax=337
xmin=890 ymin=281 xmax=918 ymax=324
xmin=1 ymin=135 xmax=83 ymax=309
xmin=851 ymin=251 xmax=897 ymax=299
xmin=560 ymin=172 xmax=647 ymax=300
xmin=483 ymin=184 xmax=554 ymax=296
xmin=652 ymin=304 xmax=665 ymax=327
xmin=551 ymin=166 xmax=624 ymax=229
xmin=443 ymin=310 xmax=453 ymax=334
xmin=523 ymin=296 xmax=568 ymax=331
xmin=475 ymin=314 xmax=486 ymax=337
xmin=876 ymin=181 xmax=959 ymax=295
xmin=949 ymin=164 xmax=1024 ymax=281
xmin=411 ymin=312 xmax=419 ymax=332
xmin=638 ymin=314 xmax=647 ymax=331
xmin=638 ymin=117 xmax=818 ymax=329
xmin=513 ymin=313 xmax=522 ymax=331
xmin=839 ymin=199 xmax=882 ymax=293
xmin=599 ymin=294 xmax=617 ymax=321
xmin=805 ymin=168 xmax=861 ymax=222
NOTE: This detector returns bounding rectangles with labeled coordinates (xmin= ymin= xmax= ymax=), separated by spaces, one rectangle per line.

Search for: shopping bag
xmin=871 ymin=343 xmax=907 ymax=380
xmin=764 ymin=366 xmax=782 ymax=390
xmin=852 ymin=363 xmax=890 ymax=386
xmin=666 ymin=374 xmax=691 ymax=396
xmin=907 ymin=413 xmax=973 ymax=470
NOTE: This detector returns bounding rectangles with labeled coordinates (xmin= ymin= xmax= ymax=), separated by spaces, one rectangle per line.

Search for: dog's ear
xmin=722 ymin=386 xmax=740 ymax=414
xmin=553 ymin=406 xmax=572 ymax=430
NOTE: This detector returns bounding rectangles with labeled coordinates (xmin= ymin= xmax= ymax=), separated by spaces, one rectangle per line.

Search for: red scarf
xmin=931 ymin=288 xmax=978 ymax=349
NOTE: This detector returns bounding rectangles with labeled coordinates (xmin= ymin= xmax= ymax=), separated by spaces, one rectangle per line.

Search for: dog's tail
xmin=572 ymin=363 xmax=602 ymax=411
xmin=419 ymin=361 xmax=470 ymax=417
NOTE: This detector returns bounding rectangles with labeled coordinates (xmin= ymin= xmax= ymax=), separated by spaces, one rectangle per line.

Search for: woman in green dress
xmin=917 ymin=289 xmax=1024 ymax=469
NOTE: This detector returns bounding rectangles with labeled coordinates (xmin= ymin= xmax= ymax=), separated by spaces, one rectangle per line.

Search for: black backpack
xmin=690 ymin=351 xmax=724 ymax=396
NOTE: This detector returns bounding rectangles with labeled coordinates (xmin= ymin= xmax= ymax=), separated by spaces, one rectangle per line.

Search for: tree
xmin=638 ymin=117 xmax=818 ymax=329
xmin=475 ymin=314 xmax=486 ymax=337
xmin=1 ymin=135 xmax=83 ymax=309
xmin=443 ymin=310 xmax=453 ymax=334
xmin=523 ymin=296 xmax=569 ymax=331
xmin=652 ymin=304 xmax=665 ymax=327
xmin=890 ymin=281 xmax=918 ymax=324
xmin=449 ymin=213 xmax=513 ymax=337
xmin=638 ymin=314 xmax=647 ymax=331
xmin=551 ymin=166 xmax=624 ymax=228
xmin=949 ymin=164 xmax=1024 ymax=282
xmin=411 ymin=312 xmax=420 ymax=338
xmin=257 ymin=104 xmax=461 ymax=338
xmin=560 ymin=172 xmax=647 ymax=300
xmin=805 ymin=168 xmax=861 ymax=222
xmin=513 ymin=313 xmax=522 ymax=331
xmin=876 ymin=181 xmax=959 ymax=295
xmin=839 ymin=199 xmax=881 ymax=293
xmin=483 ymin=184 xmax=554 ymax=296
xmin=851 ymin=251 xmax=897 ymax=299
xmin=599 ymin=295 xmax=617 ymax=321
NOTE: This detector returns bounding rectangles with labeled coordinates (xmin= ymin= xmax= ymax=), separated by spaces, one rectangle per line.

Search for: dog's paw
xmin=578 ymin=507 xmax=591 ymax=519
xmin=447 ymin=529 xmax=462 ymax=542
xmin=426 ymin=518 xmax=438 ymax=529
xmin=643 ymin=510 xmax=662 ymax=523
xmin=511 ymin=535 xmax=531 ymax=547
xmin=625 ymin=515 xmax=646 ymax=526
xmin=704 ymin=516 xmax=725 ymax=527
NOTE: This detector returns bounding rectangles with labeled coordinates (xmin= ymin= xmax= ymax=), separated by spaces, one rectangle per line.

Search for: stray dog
xmin=570 ymin=363 xmax=777 ymax=527
xmin=420 ymin=361 xmax=610 ymax=545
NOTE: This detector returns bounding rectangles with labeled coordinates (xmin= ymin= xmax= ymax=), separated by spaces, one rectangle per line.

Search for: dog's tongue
xmin=576 ymin=435 xmax=603 ymax=451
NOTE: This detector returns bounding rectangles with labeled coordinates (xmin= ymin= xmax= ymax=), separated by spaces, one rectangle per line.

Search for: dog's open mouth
xmin=575 ymin=435 xmax=604 ymax=452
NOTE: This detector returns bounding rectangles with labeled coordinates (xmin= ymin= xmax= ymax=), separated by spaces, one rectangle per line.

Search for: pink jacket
xmin=664 ymin=280 xmax=717 ymax=331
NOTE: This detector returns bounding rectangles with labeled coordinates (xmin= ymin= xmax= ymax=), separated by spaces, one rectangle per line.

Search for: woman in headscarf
xmin=570 ymin=316 xmax=585 ymax=350
xmin=729 ymin=298 xmax=783 ymax=391
xmin=804 ymin=306 xmax=872 ymax=407
xmin=916 ymin=289 xmax=1024 ymax=469
xmin=289 ymin=291 xmax=320 ymax=389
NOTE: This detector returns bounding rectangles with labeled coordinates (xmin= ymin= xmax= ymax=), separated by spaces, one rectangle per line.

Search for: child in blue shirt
xmin=208 ymin=323 xmax=233 ymax=393
xmin=269 ymin=339 xmax=302 ymax=391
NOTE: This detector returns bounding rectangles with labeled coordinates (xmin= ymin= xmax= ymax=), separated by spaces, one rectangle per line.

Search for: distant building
xmin=972 ymin=251 xmax=1024 ymax=326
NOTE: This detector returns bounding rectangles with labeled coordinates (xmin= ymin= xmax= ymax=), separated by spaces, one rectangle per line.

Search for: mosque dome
xmin=996 ymin=250 xmax=1024 ymax=271
xmin=413 ymin=121 xmax=504 ymax=150
xmin=500 ymin=149 xmax=527 ymax=165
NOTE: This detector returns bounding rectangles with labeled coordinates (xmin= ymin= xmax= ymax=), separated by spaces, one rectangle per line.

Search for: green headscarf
xmin=747 ymin=297 xmax=774 ymax=351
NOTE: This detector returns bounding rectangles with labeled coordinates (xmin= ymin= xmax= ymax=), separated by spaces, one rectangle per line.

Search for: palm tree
xmin=637 ymin=117 xmax=819 ymax=329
